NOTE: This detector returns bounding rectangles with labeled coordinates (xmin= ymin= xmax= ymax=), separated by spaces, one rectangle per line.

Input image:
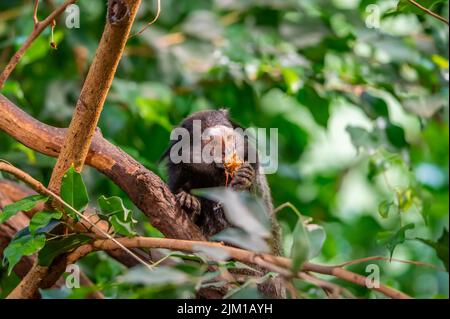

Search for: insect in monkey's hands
xmin=224 ymin=150 xmax=243 ymax=186
xmin=224 ymin=150 xmax=255 ymax=190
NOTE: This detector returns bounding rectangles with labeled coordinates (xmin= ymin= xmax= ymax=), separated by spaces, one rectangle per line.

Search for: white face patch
xmin=201 ymin=125 xmax=245 ymax=163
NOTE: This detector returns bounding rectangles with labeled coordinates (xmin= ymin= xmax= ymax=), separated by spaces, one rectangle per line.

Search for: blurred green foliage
xmin=0 ymin=0 xmax=448 ymax=298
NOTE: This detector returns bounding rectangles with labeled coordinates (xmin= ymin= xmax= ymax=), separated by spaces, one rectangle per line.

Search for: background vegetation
xmin=0 ymin=0 xmax=448 ymax=298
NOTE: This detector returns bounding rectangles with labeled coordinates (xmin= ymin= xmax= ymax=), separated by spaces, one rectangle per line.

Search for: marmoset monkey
xmin=162 ymin=109 xmax=284 ymax=298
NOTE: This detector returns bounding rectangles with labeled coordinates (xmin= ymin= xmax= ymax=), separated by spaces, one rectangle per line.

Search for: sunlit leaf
xmin=378 ymin=223 xmax=415 ymax=258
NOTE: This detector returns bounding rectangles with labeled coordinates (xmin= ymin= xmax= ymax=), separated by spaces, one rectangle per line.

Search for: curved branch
xmin=66 ymin=236 xmax=412 ymax=299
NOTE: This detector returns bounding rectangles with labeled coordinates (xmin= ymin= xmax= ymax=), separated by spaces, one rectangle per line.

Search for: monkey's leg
xmin=230 ymin=162 xmax=255 ymax=190
xmin=175 ymin=190 xmax=201 ymax=221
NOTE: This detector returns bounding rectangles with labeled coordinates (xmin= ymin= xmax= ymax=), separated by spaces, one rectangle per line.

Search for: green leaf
xmin=224 ymin=272 xmax=274 ymax=299
xmin=378 ymin=223 xmax=415 ymax=259
xmin=378 ymin=200 xmax=393 ymax=219
xmin=306 ymin=224 xmax=326 ymax=259
xmin=2 ymin=81 xmax=25 ymax=100
xmin=60 ymin=166 xmax=89 ymax=218
xmin=0 ymin=195 xmax=48 ymax=224
xmin=98 ymin=196 xmax=137 ymax=237
xmin=29 ymin=211 xmax=63 ymax=234
xmin=3 ymin=234 xmax=46 ymax=275
xmin=297 ymin=85 xmax=330 ymax=128
xmin=193 ymin=245 xmax=230 ymax=261
xmin=397 ymin=0 xmax=445 ymax=15
xmin=290 ymin=219 xmax=311 ymax=273
xmin=416 ymin=230 xmax=449 ymax=272
xmin=386 ymin=123 xmax=408 ymax=149
xmin=38 ymin=234 xmax=92 ymax=267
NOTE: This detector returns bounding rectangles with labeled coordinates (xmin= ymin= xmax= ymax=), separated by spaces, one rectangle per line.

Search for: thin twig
xmin=33 ymin=0 xmax=40 ymax=26
xmin=407 ymin=0 xmax=449 ymax=25
xmin=334 ymin=255 xmax=445 ymax=272
xmin=0 ymin=0 xmax=77 ymax=89
xmin=129 ymin=0 xmax=161 ymax=38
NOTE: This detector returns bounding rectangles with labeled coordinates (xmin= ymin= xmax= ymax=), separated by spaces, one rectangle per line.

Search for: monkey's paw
xmin=176 ymin=191 xmax=201 ymax=221
xmin=230 ymin=162 xmax=255 ymax=191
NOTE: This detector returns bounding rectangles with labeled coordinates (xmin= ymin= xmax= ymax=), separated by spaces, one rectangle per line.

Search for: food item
xmin=224 ymin=150 xmax=243 ymax=186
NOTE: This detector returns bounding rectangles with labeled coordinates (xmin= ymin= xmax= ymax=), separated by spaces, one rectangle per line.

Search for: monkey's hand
xmin=230 ymin=162 xmax=255 ymax=191
xmin=175 ymin=191 xmax=201 ymax=221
